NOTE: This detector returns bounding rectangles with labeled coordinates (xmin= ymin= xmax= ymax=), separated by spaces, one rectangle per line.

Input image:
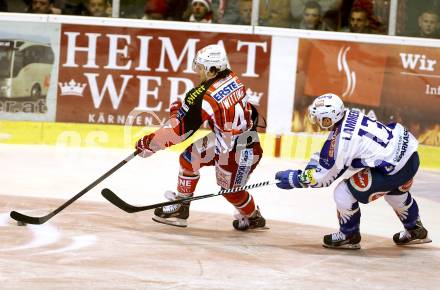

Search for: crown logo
xmin=246 ymin=88 xmax=263 ymax=105
xmin=58 ymin=79 xmax=87 ymax=96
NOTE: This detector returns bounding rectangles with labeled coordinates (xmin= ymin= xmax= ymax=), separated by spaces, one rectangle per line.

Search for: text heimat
xmin=61 ymin=32 xmax=268 ymax=111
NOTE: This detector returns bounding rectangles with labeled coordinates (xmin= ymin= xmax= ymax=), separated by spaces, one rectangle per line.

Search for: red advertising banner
xmin=294 ymin=39 xmax=440 ymax=146
xmin=56 ymin=24 xmax=271 ymax=127
xmin=303 ymin=40 xmax=388 ymax=107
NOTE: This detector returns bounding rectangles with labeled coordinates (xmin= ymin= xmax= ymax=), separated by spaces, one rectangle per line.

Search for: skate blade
xmin=152 ymin=216 xmax=187 ymax=228
xmin=397 ymin=237 xmax=432 ymax=246
xmin=322 ymin=243 xmax=361 ymax=250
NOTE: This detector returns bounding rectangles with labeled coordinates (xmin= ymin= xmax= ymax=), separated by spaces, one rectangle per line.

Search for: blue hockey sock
xmin=338 ymin=202 xmax=361 ymax=235
xmin=397 ymin=193 xmax=420 ymax=230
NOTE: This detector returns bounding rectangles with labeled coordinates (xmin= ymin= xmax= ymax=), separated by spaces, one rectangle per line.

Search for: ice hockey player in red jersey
xmin=135 ymin=44 xmax=266 ymax=230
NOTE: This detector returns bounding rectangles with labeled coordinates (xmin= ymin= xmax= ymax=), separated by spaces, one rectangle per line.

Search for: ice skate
xmin=323 ymin=231 xmax=361 ymax=250
xmin=233 ymin=207 xmax=267 ymax=231
xmin=393 ymin=220 xmax=432 ymax=246
xmin=152 ymin=191 xmax=190 ymax=227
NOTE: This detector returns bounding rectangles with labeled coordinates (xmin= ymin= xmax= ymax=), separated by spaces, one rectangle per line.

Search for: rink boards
xmin=1 ymin=120 xmax=439 ymax=169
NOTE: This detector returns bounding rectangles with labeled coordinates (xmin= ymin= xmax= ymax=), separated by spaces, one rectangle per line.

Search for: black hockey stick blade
xmin=10 ymin=210 xmax=48 ymax=225
xmin=10 ymin=150 xmax=139 ymax=225
xmin=102 ymin=179 xmax=279 ymax=214
xmin=101 ymin=188 xmax=142 ymax=213
xmin=101 ymin=188 xmax=198 ymax=213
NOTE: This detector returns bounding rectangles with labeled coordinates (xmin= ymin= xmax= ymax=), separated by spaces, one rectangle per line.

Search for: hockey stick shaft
xmin=102 ymin=179 xmax=278 ymax=213
xmin=10 ymin=150 xmax=139 ymax=224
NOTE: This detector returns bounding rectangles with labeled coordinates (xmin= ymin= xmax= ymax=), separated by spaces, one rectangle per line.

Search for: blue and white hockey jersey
xmin=299 ymin=109 xmax=419 ymax=188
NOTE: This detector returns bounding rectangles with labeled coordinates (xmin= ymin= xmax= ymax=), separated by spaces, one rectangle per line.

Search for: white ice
xmin=0 ymin=143 xmax=438 ymax=246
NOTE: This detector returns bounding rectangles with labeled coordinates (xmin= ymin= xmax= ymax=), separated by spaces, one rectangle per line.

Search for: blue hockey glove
xmin=275 ymin=170 xmax=303 ymax=189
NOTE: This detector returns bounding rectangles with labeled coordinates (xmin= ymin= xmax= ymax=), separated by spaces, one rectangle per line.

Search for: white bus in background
xmin=0 ymin=39 xmax=54 ymax=99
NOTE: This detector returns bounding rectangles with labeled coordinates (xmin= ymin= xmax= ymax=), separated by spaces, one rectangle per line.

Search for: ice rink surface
xmin=1 ymin=144 xmax=439 ymax=289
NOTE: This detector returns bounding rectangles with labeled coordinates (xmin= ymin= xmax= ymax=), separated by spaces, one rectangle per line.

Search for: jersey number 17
xmin=358 ymin=116 xmax=393 ymax=148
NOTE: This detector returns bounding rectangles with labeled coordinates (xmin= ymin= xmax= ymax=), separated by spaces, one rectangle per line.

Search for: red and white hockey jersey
xmin=149 ymin=69 xmax=257 ymax=153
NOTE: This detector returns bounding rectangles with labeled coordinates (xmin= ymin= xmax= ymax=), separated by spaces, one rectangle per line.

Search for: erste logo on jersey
xmin=212 ymin=77 xmax=243 ymax=102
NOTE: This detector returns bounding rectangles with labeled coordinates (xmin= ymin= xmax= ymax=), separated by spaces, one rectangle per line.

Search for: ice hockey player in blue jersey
xmin=275 ymin=93 xmax=432 ymax=249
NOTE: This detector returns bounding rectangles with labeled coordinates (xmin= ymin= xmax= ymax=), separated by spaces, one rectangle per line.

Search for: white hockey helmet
xmin=308 ymin=93 xmax=345 ymax=129
xmin=193 ymin=44 xmax=228 ymax=73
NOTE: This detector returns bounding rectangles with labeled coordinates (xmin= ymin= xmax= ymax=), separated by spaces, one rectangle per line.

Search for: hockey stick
xmin=10 ymin=150 xmax=139 ymax=225
xmin=101 ymin=179 xmax=279 ymax=213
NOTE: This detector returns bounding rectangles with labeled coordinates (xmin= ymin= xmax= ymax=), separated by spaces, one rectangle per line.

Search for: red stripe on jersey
xmin=205 ymin=97 xmax=225 ymax=128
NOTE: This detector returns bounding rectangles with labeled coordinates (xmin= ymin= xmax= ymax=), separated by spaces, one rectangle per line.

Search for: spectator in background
xmin=371 ymin=0 xmax=390 ymax=32
xmin=166 ymin=0 xmax=190 ymax=21
xmin=259 ymin=0 xmax=292 ymax=28
xmin=296 ymin=1 xmax=332 ymax=30
xmin=237 ymin=0 xmax=252 ymax=25
xmin=27 ymin=0 xmax=61 ymax=14
xmin=351 ymin=0 xmax=386 ymax=33
xmin=291 ymin=0 xmax=342 ymax=30
xmin=0 ymin=0 xmax=7 ymax=11
xmin=341 ymin=7 xmax=373 ymax=33
xmin=85 ymin=0 xmax=111 ymax=17
xmin=119 ymin=0 xmax=145 ymax=18
xmin=62 ymin=0 xmax=87 ymax=15
xmin=184 ymin=0 xmax=215 ymax=23
xmin=397 ymin=0 xmax=440 ymax=36
xmin=415 ymin=10 xmax=440 ymax=38
xmin=143 ymin=0 xmax=168 ymax=20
